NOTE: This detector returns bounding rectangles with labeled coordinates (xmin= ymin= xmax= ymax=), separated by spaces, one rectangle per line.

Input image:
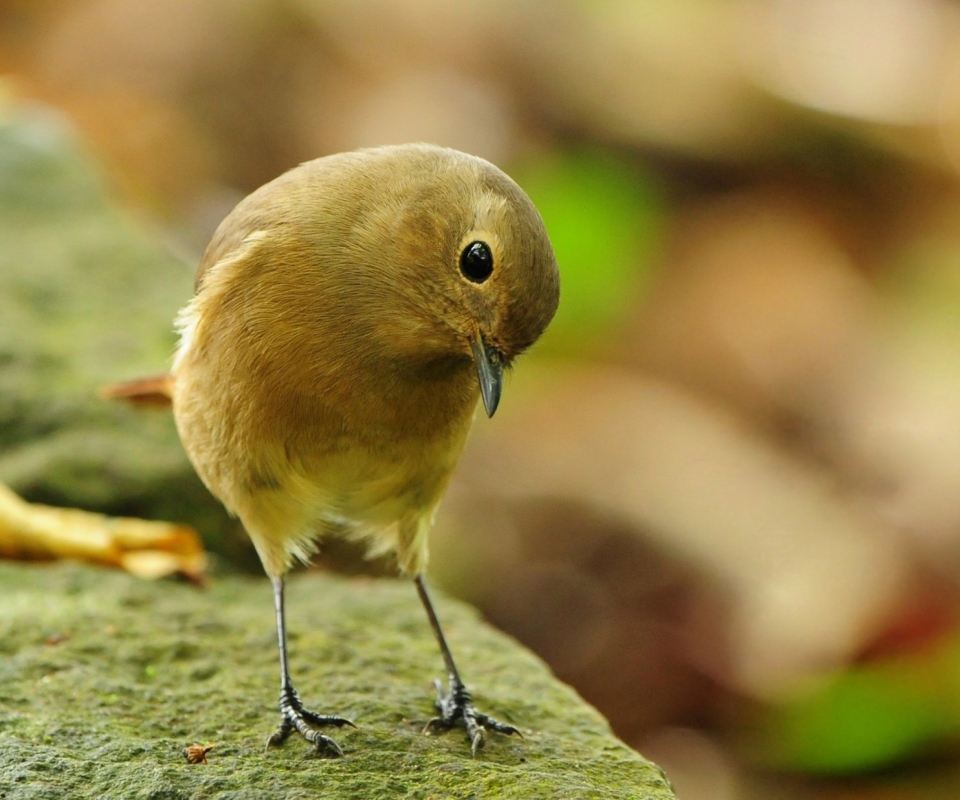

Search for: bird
xmin=154 ymin=143 xmax=560 ymax=757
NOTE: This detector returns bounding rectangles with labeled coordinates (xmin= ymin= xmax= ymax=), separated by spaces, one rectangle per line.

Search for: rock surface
xmin=0 ymin=562 xmax=675 ymax=799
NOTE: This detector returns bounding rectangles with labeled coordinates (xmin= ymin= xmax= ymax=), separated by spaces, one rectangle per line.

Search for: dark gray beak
xmin=470 ymin=337 xmax=503 ymax=418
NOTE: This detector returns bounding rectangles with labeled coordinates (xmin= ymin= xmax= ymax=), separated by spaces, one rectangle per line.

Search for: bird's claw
xmin=423 ymin=678 xmax=521 ymax=756
xmin=266 ymin=685 xmax=354 ymax=757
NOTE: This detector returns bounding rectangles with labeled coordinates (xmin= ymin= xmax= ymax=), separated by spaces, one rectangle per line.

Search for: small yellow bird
xmin=133 ymin=144 xmax=559 ymax=756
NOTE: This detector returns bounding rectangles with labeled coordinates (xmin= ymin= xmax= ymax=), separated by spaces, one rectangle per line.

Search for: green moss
xmin=0 ymin=563 xmax=674 ymax=799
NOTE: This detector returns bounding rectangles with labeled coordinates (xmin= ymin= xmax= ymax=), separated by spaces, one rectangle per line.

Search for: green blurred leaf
xmin=757 ymin=635 xmax=960 ymax=774
xmin=513 ymin=149 xmax=663 ymax=356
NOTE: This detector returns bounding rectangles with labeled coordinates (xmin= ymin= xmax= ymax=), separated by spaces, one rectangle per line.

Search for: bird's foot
xmin=423 ymin=678 xmax=521 ymax=756
xmin=265 ymin=685 xmax=355 ymax=757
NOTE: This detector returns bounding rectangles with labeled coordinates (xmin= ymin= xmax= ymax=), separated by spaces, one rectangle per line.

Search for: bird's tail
xmin=99 ymin=373 xmax=174 ymax=407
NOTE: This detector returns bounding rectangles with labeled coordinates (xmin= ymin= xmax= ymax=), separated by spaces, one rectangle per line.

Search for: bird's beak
xmin=470 ymin=336 xmax=503 ymax=418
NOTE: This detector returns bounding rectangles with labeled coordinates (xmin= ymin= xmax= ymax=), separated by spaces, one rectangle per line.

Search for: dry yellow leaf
xmin=0 ymin=481 xmax=205 ymax=582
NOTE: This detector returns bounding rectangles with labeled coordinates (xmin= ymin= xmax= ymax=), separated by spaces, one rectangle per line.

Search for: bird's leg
xmin=415 ymin=575 xmax=521 ymax=756
xmin=265 ymin=576 xmax=354 ymax=756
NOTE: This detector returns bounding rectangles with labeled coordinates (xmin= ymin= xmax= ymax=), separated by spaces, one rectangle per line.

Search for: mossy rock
xmin=0 ymin=99 xmax=246 ymax=563
xmin=0 ymin=562 xmax=675 ymax=799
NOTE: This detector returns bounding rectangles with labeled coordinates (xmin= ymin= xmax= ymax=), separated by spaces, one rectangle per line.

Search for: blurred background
xmin=7 ymin=0 xmax=960 ymax=797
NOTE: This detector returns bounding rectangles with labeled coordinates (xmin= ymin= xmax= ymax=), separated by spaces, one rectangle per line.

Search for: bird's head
xmin=387 ymin=147 xmax=560 ymax=417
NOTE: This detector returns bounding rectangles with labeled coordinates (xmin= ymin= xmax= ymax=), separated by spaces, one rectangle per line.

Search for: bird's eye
xmin=459 ymin=241 xmax=493 ymax=284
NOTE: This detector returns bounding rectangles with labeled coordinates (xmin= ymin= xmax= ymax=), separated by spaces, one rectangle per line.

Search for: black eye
xmin=459 ymin=240 xmax=493 ymax=283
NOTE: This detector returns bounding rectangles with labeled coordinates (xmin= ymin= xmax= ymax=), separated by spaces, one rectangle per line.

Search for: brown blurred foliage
xmin=9 ymin=1 xmax=960 ymax=797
